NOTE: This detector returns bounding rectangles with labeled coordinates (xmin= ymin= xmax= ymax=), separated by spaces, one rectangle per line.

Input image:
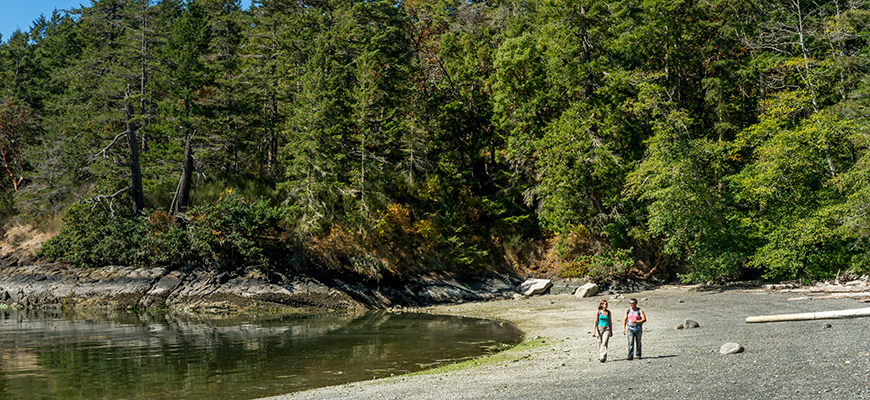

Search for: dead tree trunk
xmin=171 ymin=98 xmax=194 ymax=216
xmin=125 ymin=86 xmax=145 ymax=216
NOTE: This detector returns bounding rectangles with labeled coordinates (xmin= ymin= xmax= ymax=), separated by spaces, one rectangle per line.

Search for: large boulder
xmin=519 ymin=279 xmax=552 ymax=296
xmin=574 ymin=282 xmax=599 ymax=298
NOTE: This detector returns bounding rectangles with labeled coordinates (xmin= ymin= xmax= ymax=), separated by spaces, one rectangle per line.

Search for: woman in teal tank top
xmin=592 ymin=300 xmax=613 ymax=362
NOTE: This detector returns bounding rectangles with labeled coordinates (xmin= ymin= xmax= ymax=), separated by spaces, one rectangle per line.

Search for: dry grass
xmin=0 ymin=224 xmax=55 ymax=258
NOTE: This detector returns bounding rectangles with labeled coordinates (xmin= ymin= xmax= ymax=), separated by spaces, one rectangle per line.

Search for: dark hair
xmin=629 ymin=298 xmax=638 ymax=304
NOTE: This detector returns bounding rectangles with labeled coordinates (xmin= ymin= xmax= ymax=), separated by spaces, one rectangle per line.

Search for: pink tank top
xmin=627 ymin=308 xmax=642 ymax=329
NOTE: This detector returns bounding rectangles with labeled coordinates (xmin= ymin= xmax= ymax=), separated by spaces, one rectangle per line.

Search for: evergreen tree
xmin=45 ymin=0 xmax=157 ymax=216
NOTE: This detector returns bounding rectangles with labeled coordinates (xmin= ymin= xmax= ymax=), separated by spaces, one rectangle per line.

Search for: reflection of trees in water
xmin=0 ymin=309 xmax=521 ymax=400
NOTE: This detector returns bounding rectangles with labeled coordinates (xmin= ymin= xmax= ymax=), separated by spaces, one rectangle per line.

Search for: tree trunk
xmin=125 ymin=86 xmax=145 ymax=216
xmin=173 ymin=98 xmax=194 ymax=215
xmin=174 ymin=131 xmax=194 ymax=214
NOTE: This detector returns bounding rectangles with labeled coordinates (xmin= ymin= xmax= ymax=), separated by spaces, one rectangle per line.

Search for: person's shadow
xmin=616 ymin=355 xmax=678 ymax=361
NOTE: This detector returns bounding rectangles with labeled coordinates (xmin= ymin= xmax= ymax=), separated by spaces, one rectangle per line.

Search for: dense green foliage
xmin=3 ymin=0 xmax=870 ymax=282
xmin=39 ymin=190 xmax=287 ymax=270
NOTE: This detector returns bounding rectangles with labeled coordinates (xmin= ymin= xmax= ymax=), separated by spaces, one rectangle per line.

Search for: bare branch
xmin=94 ymin=131 xmax=129 ymax=159
xmin=85 ymin=185 xmax=133 ymax=218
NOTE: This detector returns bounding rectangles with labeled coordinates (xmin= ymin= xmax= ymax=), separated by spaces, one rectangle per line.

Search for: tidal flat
xmin=263 ymin=285 xmax=870 ymax=400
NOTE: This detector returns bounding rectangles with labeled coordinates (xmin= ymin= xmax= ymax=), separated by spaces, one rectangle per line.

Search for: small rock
xmin=823 ymin=322 xmax=832 ymax=329
xmin=719 ymin=343 xmax=744 ymax=354
xmin=683 ymin=319 xmax=700 ymax=329
xmin=676 ymin=324 xmax=684 ymax=330
xmin=678 ymin=299 xmax=685 ymax=303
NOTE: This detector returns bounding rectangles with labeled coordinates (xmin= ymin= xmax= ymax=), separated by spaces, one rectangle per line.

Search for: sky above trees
xmin=0 ymin=1 xmax=85 ymax=39
xmin=0 ymin=1 xmax=253 ymax=39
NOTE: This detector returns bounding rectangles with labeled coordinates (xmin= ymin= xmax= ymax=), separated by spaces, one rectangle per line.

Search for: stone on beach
xmin=519 ymin=279 xmax=552 ymax=296
xmin=676 ymin=319 xmax=700 ymax=329
xmin=574 ymin=282 xmax=599 ymax=298
xmin=719 ymin=342 xmax=744 ymax=354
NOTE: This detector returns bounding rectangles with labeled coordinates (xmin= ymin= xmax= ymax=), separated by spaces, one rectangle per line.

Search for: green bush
xmin=38 ymin=202 xmax=148 ymax=267
xmin=559 ymin=247 xmax=634 ymax=282
xmin=39 ymin=190 xmax=289 ymax=271
xmin=187 ymin=190 xmax=288 ymax=271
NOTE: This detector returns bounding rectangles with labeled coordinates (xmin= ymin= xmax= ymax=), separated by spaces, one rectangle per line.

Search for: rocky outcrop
xmin=547 ymin=278 xmax=588 ymax=295
xmin=0 ymin=264 xmax=524 ymax=312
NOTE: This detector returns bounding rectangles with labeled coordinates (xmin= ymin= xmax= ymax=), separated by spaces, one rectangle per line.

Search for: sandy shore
xmin=260 ymin=285 xmax=870 ymax=400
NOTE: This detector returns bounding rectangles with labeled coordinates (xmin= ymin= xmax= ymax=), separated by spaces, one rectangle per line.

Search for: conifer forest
xmin=1 ymin=0 xmax=869 ymax=283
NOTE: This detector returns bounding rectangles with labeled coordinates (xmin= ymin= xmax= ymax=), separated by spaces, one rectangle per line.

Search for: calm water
xmin=0 ymin=308 xmax=522 ymax=400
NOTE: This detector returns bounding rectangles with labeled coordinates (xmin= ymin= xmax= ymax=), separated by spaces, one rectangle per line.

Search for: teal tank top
xmin=597 ymin=311 xmax=610 ymax=327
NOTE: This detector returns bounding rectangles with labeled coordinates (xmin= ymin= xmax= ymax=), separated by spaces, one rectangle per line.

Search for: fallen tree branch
xmin=745 ymin=307 xmax=870 ymax=323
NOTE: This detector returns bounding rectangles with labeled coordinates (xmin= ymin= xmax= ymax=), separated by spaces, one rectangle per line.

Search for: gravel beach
xmin=260 ymin=285 xmax=870 ymax=400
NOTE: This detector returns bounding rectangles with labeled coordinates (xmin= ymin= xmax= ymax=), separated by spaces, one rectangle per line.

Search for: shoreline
xmin=260 ymin=285 xmax=870 ymax=400
xmin=0 ymin=264 xmax=523 ymax=312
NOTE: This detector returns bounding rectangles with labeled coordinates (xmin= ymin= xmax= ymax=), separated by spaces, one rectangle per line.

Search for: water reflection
xmin=0 ymin=308 xmax=522 ymax=400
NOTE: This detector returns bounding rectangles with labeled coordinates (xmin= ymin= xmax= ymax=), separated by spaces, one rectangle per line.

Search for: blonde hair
xmin=598 ymin=300 xmax=608 ymax=310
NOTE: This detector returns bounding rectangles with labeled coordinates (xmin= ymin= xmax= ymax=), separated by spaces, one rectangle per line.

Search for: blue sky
xmin=1 ymin=0 xmax=87 ymax=41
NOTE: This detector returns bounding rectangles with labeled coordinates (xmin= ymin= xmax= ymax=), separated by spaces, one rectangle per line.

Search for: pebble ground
xmin=259 ymin=286 xmax=870 ymax=400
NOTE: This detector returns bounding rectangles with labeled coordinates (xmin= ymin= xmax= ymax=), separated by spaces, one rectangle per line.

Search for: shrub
xmin=186 ymin=190 xmax=288 ymax=271
xmin=38 ymin=202 xmax=148 ymax=267
xmin=559 ymin=247 xmax=634 ymax=282
xmin=39 ymin=190 xmax=289 ymax=271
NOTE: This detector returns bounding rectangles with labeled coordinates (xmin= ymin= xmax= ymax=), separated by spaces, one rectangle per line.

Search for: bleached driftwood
xmin=745 ymin=307 xmax=870 ymax=323
xmin=788 ymin=292 xmax=870 ymax=301
xmin=780 ymin=286 xmax=870 ymax=293
xmin=813 ymin=292 xmax=870 ymax=300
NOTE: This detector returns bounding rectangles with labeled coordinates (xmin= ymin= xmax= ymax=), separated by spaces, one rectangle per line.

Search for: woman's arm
xmin=593 ymin=312 xmax=598 ymax=336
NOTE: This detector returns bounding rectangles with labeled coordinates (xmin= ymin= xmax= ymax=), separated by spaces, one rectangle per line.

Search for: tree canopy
xmin=3 ymin=0 xmax=870 ymax=283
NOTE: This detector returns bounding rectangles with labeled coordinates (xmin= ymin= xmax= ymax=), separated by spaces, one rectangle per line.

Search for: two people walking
xmin=592 ymin=298 xmax=646 ymax=362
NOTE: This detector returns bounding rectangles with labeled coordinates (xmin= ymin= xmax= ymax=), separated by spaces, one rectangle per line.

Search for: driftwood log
xmin=779 ymin=286 xmax=870 ymax=293
xmin=788 ymin=292 xmax=870 ymax=301
xmin=746 ymin=307 xmax=870 ymax=323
